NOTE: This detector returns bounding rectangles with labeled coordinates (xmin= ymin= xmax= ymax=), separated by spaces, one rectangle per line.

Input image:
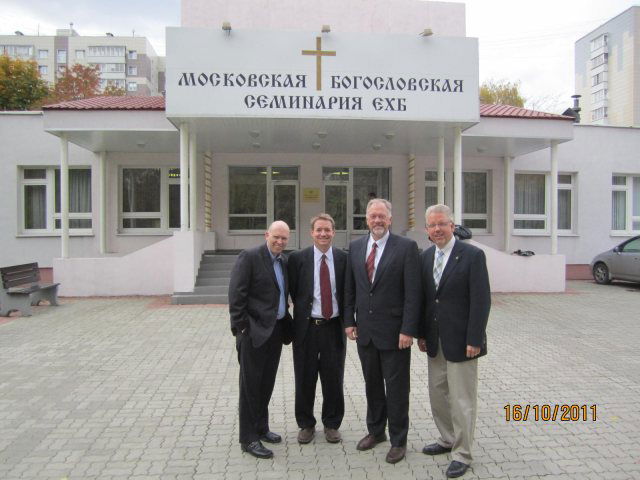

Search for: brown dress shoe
xmin=356 ymin=432 xmax=387 ymax=451
xmin=297 ymin=427 xmax=315 ymax=444
xmin=385 ymin=446 xmax=406 ymax=464
xmin=324 ymin=428 xmax=342 ymax=443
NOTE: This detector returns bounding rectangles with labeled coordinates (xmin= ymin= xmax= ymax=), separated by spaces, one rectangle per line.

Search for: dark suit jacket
xmin=420 ymin=240 xmax=491 ymax=362
xmin=344 ymin=233 xmax=421 ymax=350
xmin=288 ymin=246 xmax=347 ymax=347
xmin=228 ymin=243 xmax=292 ymax=348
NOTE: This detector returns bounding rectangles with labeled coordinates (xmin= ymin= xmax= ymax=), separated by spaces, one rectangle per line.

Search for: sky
xmin=1 ymin=0 xmax=639 ymax=113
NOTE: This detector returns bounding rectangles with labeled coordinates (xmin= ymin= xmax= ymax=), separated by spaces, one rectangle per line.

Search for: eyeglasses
xmin=426 ymin=222 xmax=452 ymax=229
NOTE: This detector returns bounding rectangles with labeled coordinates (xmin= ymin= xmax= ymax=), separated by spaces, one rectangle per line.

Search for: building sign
xmin=302 ymin=188 xmax=321 ymax=202
xmin=166 ymin=29 xmax=479 ymax=122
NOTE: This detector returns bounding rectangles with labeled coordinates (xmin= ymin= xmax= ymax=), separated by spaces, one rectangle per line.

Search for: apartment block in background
xmin=575 ymin=6 xmax=640 ymax=126
xmin=0 ymin=27 xmax=164 ymax=96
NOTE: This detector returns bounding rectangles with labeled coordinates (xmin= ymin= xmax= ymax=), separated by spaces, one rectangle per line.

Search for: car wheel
xmin=593 ymin=262 xmax=611 ymax=284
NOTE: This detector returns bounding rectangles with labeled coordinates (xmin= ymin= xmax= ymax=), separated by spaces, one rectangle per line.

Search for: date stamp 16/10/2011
xmin=504 ymin=404 xmax=597 ymax=422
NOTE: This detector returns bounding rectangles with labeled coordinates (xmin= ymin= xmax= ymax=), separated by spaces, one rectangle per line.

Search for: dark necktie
xmin=320 ymin=254 xmax=333 ymax=320
xmin=366 ymin=242 xmax=377 ymax=283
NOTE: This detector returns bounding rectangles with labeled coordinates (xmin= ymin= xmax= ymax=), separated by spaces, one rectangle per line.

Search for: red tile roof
xmin=480 ymin=103 xmax=573 ymax=120
xmin=42 ymin=96 xmax=574 ymax=121
xmin=43 ymin=96 xmax=166 ymax=110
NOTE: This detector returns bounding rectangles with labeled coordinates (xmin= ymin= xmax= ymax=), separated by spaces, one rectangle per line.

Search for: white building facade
xmin=6 ymin=0 xmax=638 ymax=297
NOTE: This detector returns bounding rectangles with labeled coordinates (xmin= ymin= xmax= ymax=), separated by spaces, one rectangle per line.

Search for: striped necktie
xmin=433 ymin=249 xmax=445 ymax=288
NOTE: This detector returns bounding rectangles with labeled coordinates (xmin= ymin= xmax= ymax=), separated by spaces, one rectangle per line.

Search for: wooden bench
xmin=0 ymin=263 xmax=60 ymax=317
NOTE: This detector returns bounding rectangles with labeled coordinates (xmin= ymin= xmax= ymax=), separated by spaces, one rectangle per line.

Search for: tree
xmin=49 ymin=64 xmax=101 ymax=103
xmin=102 ymin=84 xmax=126 ymax=96
xmin=0 ymin=55 xmax=50 ymax=110
xmin=480 ymin=79 xmax=525 ymax=108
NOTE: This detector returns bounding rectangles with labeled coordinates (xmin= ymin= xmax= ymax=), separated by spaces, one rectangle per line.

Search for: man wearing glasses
xmin=418 ymin=204 xmax=491 ymax=478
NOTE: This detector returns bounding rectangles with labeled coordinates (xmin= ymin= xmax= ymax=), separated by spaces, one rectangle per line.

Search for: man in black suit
xmin=418 ymin=204 xmax=491 ymax=478
xmin=344 ymin=198 xmax=421 ymax=464
xmin=229 ymin=220 xmax=293 ymax=459
xmin=288 ymin=213 xmax=347 ymax=445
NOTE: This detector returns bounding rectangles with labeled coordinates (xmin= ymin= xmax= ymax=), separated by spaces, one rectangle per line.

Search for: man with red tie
xmin=288 ymin=214 xmax=348 ymax=445
xmin=344 ymin=199 xmax=421 ymax=464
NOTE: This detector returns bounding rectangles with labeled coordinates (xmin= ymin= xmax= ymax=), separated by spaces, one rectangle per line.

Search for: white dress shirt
xmin=311 ymin=246 xmax=339 ymax=318
xmin=434 ymin=235 xmax=456 ymax=276
xmin=365 ymin=230 xmax=390 ymax=282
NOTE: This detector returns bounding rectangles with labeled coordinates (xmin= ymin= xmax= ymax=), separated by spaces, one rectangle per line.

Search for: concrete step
xmin=171 ymin=293 xmax=228 ymax=305
xmin=199 ymin=263 xmax=234 ymax=272
xmin=201 ymin=255 xmax=238 ymax=264
xmin=193 ymin=285 xmax=228 ymax=295
xmin=196 ymin=277 xmax=229 ymax=286
xmin=197 ymin=270 xmax=232 ymax=278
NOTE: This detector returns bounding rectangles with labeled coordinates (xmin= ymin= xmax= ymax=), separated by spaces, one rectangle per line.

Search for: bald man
xmin=229 ymin=221 xmax=293 ymax=459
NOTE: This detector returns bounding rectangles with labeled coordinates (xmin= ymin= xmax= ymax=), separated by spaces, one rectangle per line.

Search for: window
xmin=57 ymin=65 xmax=67 ymax=74
xmin=127 ymin=65 xmax=137 ymax=76
xmin=127 ymin=82 xmax=138 ymax=92
xmin=128 ymin=50 xmax=137 ymax=59
xmin=120 ymin=167 xmax=181 ymax=231
xmin=591 ymin=53 xmax=608 ymax=69
xmin=91 ymin=63 xmax=125 ymax=73
xmin=1 ymin=45 xmax=33 ymax=58
xmin=38 ymin=49 xmax=48 ymax=59
xmin=352 ymin=168 xmax=390 ymax=230
xmin=462 ymin=172 xmax=489 ymax=230
xmin=514 ymin=173 xmax=546 ymax=231
xmin=88 ymin=46 xmax=125 ymax=57
xmin=229 ymin=166 xmax=299 ymax=230
xmin=20 ymin=167 xmax=92 ymax=233
xmin=590 ymin=34 xmax=608 ymax=52
xmin=557 ymin=174 xmax=574 ymax=231
xmin=592 ymin=89 xmax=607 ymax=104
xmin=75 ymin=49 xmax=85 ymax=59
xmin=424 ymin=170 xmax=490 ymax=231
xmin=612 ymin=175 xmax=640 ymax=232
xmin=592 ymin=107 xmax=607 ymax=121
xmin=56 ymin=49 xmax=67 ymax=63
xmin=592 ymin=72 xmax=605 ymax=86
xmin=38 ymin=65 xmax=48 ymax=76
xmin=99 ymin=79 xmax=125 ymax=89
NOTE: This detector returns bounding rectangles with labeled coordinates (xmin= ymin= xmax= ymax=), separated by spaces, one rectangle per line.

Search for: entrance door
xmin=272 ymin=181 xmax=299 ymax=249
xmin=324 ymin=183 xmax=349 ymax=248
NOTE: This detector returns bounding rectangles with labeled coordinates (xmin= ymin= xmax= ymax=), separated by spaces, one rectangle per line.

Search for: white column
xmin=60 ymin=134 xmax=69 ymax=258
xmin=437 ymin=136 xmax=445 ymax=204
xmin=503 ymin=156 xmax=513 ymax=253
xmin=189 ymin=132 xmax=197 ymax=231
xmin=407 ymin=154 xmax=416 ymax=231
xmin=179 ymin=123 xmax=190 ymax=232
xmin=99 ymin=151 xmax=107 ymax=254
xmin=453 ymin=127 xmax=462 ymax=224
xmin=550 ymin=141 xmax=559 ymax=255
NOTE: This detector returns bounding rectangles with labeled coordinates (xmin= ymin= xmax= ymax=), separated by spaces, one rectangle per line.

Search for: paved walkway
xmin=0 ymin=281 xmax=639 ymax=480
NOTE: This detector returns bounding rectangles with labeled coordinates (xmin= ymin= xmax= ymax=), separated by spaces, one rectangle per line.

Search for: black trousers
xmin=293 ymin=318 xmax=346 ymax=430
xmin=236 ymin=321 xmax=283 ymax=444
xmin=357 ymin=341 xmax=411 ymax=447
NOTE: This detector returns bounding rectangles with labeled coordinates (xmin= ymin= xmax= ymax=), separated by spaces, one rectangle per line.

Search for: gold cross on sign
xmin=301 ymin=37 xmax=336 ymax=91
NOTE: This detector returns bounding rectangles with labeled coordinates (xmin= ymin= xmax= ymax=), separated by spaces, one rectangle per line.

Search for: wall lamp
xmin=420 ymin=28 xmax=433 ymax=37
xmin=321 ymin=25 xmax=331 ymax=33
xmin=222 ymin=21 xmax=232 ymax=34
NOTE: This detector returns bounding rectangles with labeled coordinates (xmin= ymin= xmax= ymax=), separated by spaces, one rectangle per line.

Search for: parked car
xmin=590 ymin=236 xmax=640 ymax=284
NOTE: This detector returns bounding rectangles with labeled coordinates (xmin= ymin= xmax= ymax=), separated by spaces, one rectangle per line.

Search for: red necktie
xmin=366 ymin=242 xmax=377 ymax=283
xmin=320 ymin=254 xmax=333 ymax=320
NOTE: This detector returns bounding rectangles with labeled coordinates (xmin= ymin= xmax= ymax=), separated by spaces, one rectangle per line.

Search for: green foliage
xmin=102 ymin=84 xmax=126 ymax=96
xmin=480 ymin=79 xmax=526 ymax=108
xmin=0 ymin=55 xmax=50 ymax=110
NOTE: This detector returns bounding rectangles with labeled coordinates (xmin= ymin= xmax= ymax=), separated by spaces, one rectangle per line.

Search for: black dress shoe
xmin=260 ymin=431 xmax=282 ymax=444
xmin=446 ymin=460 xmax=469 ymax=478
xmin=422 ymin=442 xmax=452 ymax=455
xmin=240 ymin=440 xmax=273 ymax=459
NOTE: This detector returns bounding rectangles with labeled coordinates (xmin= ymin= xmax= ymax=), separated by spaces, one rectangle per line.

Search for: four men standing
xmin=229 ymin=202 xmax=490 ymax=478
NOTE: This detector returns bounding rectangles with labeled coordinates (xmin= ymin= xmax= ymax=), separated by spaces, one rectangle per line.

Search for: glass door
xmin=323 ymin=168 xmax=350 ymax=249
xmin=272 ymin=181 xmax=299 ymax=249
